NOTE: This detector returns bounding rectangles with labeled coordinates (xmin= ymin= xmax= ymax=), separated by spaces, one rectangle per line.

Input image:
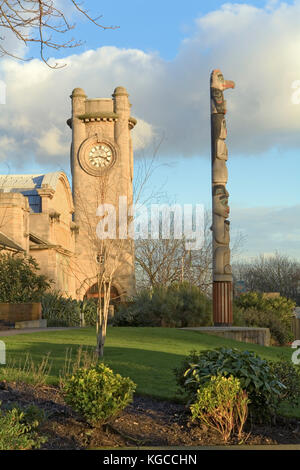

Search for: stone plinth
xmin=15 ymin=319 xmax=47 ymax=329
xmin=0 ymin=303 xmax=44 ymax=330
xmin=181 ymin=326 xmax=271 ymax=346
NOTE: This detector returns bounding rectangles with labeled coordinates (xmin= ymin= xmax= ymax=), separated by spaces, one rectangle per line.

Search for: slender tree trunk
xmin=96 ymin=300 xmax=102 ymax=357
xmin=99 ymin=318 xmax=107 ymax=358
xmin=96 ymin=280 xmax=111 ymax=358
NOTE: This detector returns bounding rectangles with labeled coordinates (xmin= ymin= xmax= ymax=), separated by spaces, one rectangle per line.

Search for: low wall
xmin=0 ymin=303 xmax=42 ymax=323
xmin=181 ymin=326 xmax=271 ymax=346
xmin=15 ymin=319 xmax=47 ymax=329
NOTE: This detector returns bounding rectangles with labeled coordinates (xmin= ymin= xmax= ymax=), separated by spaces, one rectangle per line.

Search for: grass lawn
xmin=0 ymin=327 xmax=298 ymax=416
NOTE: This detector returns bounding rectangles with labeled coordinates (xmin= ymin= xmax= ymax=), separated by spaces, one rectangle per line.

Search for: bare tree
xmin=68 ymin=172 xmax=134 ymax=358
xmin=135 ymin=211 xmax=213 ymax=293
xmin=0 ymin=0 xmax=117 ymax=67
xmin=232 ymin=252 xmax=300 ymax=302
xmin=135 ymin=210 xmax=246 ymax=295
xmin=135 ymin=237 xmax=185 ymax=289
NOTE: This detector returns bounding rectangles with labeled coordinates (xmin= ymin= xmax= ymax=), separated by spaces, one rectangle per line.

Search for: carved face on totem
xmin=210 ymin=69 xmax=235 ymax=114
xmin=220 ymin=118 xmax=227 ymax=139
xmin=216 ymin=119 xmax=227 ymax=160
xmin=216 ymin=140 xmax=228 ymax=161
xmin=213 ymin=185 xmax=230 ymax=218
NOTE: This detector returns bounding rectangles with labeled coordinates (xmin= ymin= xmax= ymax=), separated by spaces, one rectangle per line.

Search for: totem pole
xmin=210 ymin=69 xmax=235 ymax=326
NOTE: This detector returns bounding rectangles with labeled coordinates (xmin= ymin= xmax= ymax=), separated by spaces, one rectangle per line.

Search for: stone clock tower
xmin=67 ymin=86 xmax=136 ymax=300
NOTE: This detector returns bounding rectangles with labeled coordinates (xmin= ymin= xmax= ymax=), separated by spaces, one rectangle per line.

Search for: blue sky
xmin=0 ymin=0 xmax=300 ymax=260
xmin=71 ymin=0 xmax=288 ymax=60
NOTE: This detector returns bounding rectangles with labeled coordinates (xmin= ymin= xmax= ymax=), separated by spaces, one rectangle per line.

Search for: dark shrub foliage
xmin=234 ymin=292 xmax=295 ymax=345
xmin=113 ymin=282 xmax=212 ymax=327
xmin=174 ymin=347 xmax=285 ymax=421
xmin=41 ymin=292 xmax=97 ymax=327
xmin=239 ymin=309 xmax=293 ymax=345
xmin=0 ymin=253 xmax=51 ymax=302
xmin=268 ymin=359 xmax=300 ymax=407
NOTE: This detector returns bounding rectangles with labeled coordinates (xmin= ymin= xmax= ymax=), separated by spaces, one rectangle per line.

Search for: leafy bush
xmin=239 ymin=309 xmax=293 ymax=345
xmin=190 ymin=375 xmax=249 ymax=442
xmin=113 ymin=282 xmax=212 ymax=327
xmin=0 ymin=401 xmax=46 ymax=450
xmin=0 ymin=253 xmax=51 ymax=302
xmin=234 ymin=292 xmax=295 ymax=345
xmin=235 ymin=291 xmax=295 ymax=321
xmin=62 ymin=363 xmax=136 ymax=426
xmin=41 ymin=291 xmax=80 ymax=326
xmin=80 ymin=298 xmax=97 ymax=326
xmin=174 ymin=348 xmax=285 ymax=420
xmin=268 ymin=359 xmax=300 ymax=407
xmin=41 ymin=292 xmax=97 ymax=327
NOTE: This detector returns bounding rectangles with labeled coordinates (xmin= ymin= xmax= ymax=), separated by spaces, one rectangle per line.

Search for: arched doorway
xmin=84 ymin=283 xmax=120 ymax=304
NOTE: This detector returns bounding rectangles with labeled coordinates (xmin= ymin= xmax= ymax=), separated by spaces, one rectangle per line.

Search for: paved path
xmin=0 ymin=327 xmax=81 ymax=337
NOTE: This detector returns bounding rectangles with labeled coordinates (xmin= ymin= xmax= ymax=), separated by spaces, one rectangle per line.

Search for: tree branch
xmin=0 ymin=0 xmax=118 ymax=67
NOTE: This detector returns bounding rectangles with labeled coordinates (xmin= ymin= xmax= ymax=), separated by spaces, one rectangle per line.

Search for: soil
xmin=1 ymin=381 xmax=300 ymax=449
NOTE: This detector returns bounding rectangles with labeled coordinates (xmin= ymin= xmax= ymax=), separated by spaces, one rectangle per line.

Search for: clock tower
xmin=68 ymin=86 xmax=136 ymax=300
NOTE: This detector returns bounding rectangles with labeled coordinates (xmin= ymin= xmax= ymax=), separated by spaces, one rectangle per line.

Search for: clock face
xmin=88 ymin=144 xmax=112 ymax=168
xmin=78 ymin=138 xmax=117 ymax=176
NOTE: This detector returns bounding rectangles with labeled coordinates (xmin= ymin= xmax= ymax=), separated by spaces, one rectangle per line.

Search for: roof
xmin=0 ymin=172 xmax=67 ymax=191
xmin=0 ymin=172 xmax=70 ymax=213
xmin=29 ymin=232 xmax=50 ymax=246
xmin=0 ymin=231 xmax=25 ymax=252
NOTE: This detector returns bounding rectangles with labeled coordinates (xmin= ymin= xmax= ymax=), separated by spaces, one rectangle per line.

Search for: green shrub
xmin=234 ymin=292 xmax=295 ymax=345
xmin=80 ymin=298 xmax=97 ymax=326
xmin=62 ymin=363 xmax=136 ymax=426
xmin=41 ymin=291 xmax=80 ymax=326
xmin=232 ymin=306 xmax=245 ymax=327
xmin=174 ymin=348 xmax=285 ymax=421
xmin=235 ymin=291 xmax=295 ymax=322
xmin=240 ymin=309 xmax=293 ymax=345
xmin=59 ymin=346 xmax=98 ymax=387
xmin=114 ymin=282 xmax=212 ymax=327
xmin=0 ymin=401 xmax=46 ymax=450
xmin=190 ymin=375 xmax=249 ymax=442
xmin=0 ymin=253 xmax=51 ymax=303
xmin=41 ymin=292 xmax=97 ymax=327
xmin=268 ymin=359 xmax=300 ymax=407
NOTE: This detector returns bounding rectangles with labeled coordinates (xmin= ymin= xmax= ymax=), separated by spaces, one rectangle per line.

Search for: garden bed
xmin=1 ymin=381 xmax=300 ymax=449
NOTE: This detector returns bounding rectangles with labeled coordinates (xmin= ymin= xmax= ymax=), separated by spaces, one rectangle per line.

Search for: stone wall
xmin=182 ymin=326 xmax=271 ymax=346
xmin=0 ymin=303 xmax=41 ymax=323
xmin=0 ymin=192 xmax=29 ymax=251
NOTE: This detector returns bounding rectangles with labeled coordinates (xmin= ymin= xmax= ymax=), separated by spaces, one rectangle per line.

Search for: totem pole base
xmin=213 ymin=281 xmax=233 ymax=326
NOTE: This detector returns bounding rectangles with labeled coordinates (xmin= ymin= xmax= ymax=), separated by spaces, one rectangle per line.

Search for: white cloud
xmin=0 ymin=1 xmax=300 ymax=171
xmin=0 ymin=135 xmax=17 ymax=160
xmin=231 ymin=205 xmax=300 ymax=261
xmin=36 ymin=127 xmax=69 ymax=156
xmin=131 ymin=118 xmax=154 ymax=151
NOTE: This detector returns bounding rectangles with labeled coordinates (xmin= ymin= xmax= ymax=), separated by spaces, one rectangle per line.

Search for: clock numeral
xmin=87 ymin=143 xmax=114 ymax=171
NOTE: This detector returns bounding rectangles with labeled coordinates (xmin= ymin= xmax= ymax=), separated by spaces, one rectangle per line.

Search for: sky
xmin=0 ymin=0 xmax=300 ymax=260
